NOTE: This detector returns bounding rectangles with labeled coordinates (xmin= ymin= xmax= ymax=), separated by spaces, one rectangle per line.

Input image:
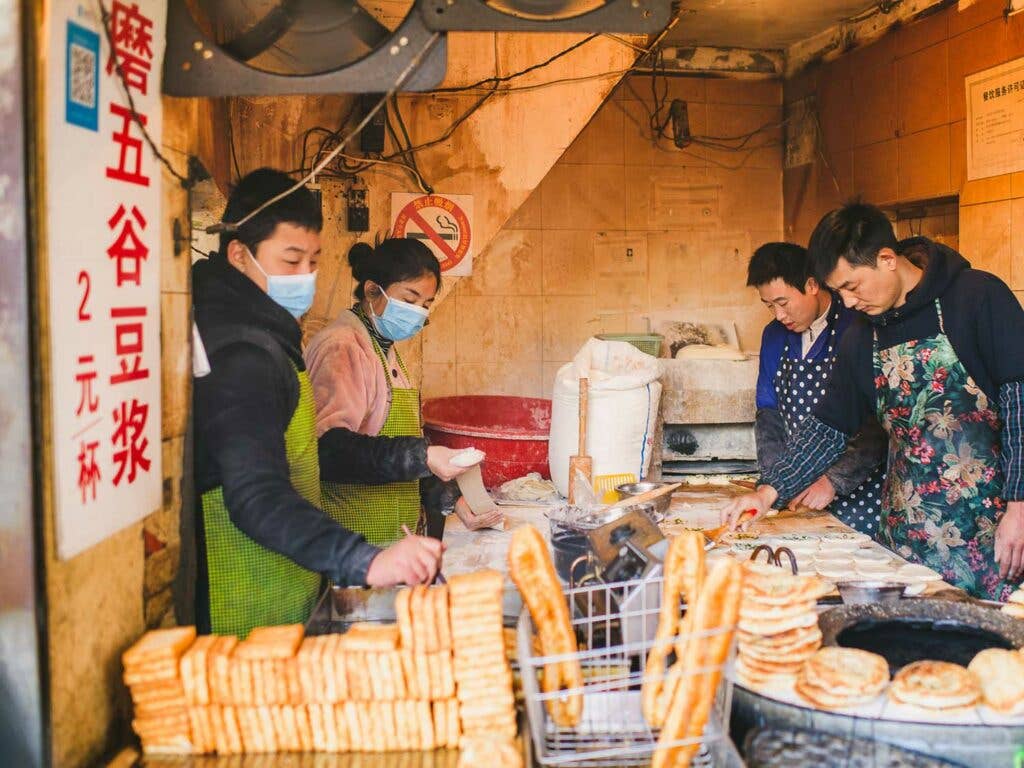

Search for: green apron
xmin=320 ymin=334 xmax=422 ymax=547
xmin=200 ymin=366 xmax=322 ymax=638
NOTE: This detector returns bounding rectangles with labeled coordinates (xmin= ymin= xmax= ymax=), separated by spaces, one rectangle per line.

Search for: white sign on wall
xmin=965 ymin=56 xmax=1024 ymax=181
xmin=390 ymin=193 xmax=474 ymax=276
xmin=45 ymin=0 xmax=165 ymax=559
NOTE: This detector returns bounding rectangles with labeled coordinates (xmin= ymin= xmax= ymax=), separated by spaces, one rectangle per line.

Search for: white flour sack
xmin=549 ymin=338 xmax=663 ymax=497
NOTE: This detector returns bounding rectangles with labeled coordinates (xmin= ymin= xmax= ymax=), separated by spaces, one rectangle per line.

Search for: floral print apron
xmin=873 ymin=299 xmax=1014 ymax=600
xmin=776 ymin=302 xmax=885 ymax=535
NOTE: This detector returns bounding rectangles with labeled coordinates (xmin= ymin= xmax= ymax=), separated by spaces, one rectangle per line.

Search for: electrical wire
xmin=429 ymin=33 xmax=600 ymax=93
xmin=287 ymin=14 xmax=681 ymax=189
xmin=227 ymin=114 xmax=243 ymax=183
xmin=211 ymin=32 xmax=443 ymax=234
xmin=98 ymin=0 xmax=191 ymax=186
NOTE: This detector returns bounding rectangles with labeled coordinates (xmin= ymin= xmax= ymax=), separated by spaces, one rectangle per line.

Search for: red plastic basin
xmin=422 ymin=396 xmax=552 ymax=489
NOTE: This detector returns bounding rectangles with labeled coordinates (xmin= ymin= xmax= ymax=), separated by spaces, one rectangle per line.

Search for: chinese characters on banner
xmin=965 ymin=56 xmax=1024 ymax=181
xmin=46 ymin=0 xmax=164 ymax=559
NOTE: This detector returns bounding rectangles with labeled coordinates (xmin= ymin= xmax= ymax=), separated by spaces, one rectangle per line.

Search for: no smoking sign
xmin=390 ymin=193 xmax=474 ymax=276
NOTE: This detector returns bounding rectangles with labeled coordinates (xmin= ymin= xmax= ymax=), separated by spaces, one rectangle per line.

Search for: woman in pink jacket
xmin=305 ymin=239 xmax=502 ymax=545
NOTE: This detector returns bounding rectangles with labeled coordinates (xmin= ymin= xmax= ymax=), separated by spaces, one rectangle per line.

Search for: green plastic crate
xmin=596 ymin=333 xmax=663 ymax=357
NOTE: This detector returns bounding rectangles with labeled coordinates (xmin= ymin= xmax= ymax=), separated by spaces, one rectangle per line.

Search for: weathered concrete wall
xmin=200 ymin=32 xmax=639 ymax=386
xmin=784 ymin=0 xmax=1024 ymax=306
xmin=418 ymin=75 xmax=785 ymax=400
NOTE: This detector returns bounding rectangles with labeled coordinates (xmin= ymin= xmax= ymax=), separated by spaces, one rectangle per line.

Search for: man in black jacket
xmin=725 ymin=202 xmax=1024 ymax=599
xmin=193 ymin=168 xmax=443 ymax=636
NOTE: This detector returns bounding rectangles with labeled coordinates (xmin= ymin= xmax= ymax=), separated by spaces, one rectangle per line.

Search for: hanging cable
xmin=98 ymin=0 xmax=192 ymax=186
xmin=210 ymin=32 xmax=443 ymax=234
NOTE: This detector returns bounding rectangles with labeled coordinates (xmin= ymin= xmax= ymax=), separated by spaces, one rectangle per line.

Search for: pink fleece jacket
xmin=304 ymin=310 xmax=412 ymax=438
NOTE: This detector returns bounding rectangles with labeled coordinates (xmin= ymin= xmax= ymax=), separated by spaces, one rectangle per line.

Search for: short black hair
xmin=746 ymin=242 xmax=812 ymax=291
xmin=808 ymin=201 xmax=898 ymax=283
xmin=348 ymin=238 xmax=441 ymax=300
xmin=218 ymin=168 xmax=322 ymax=258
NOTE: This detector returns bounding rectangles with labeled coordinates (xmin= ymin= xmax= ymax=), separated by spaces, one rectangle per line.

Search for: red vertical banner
xmin=46 ymin=0 xmax=165 ymax=559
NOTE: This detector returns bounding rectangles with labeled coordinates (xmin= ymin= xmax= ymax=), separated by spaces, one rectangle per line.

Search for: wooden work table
xmin=441 ymin=482 xmax=956 ymax=599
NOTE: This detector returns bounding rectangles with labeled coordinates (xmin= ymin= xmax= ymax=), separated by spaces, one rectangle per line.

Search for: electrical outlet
xmin=347 ymin=179 xmax=370 ymax=232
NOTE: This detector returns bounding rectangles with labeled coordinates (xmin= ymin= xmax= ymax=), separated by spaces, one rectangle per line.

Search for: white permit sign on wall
xmin=965 ymin=56 xmax=1024 ymax=181
xmin=390 ymin=193 xmax=474 ymax=276
xmin=45 ymin=0 xmax=165 ymax=559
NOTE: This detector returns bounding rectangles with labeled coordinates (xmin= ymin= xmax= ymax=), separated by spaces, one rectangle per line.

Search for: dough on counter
xmin=497 ymin=472 xmax=558 ymax=502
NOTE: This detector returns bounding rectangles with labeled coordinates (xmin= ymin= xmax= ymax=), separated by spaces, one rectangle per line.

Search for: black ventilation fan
xmin=163 ymin=0 xmax=447 ymax=96
xmin=418 ymin=0 xmax=670 ymax=32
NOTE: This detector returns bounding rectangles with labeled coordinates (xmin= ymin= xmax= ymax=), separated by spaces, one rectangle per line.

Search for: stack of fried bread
xmin=734 ymin=562 xmax=828 ymax=689
xmin=1001 ymin=587 xmax=1024 ymax=619
xmin=125 ymin=575 xmax=516 ymax=755
xmin=446 ymin=571 xmax=518 ymax=743
xmin=122 ymin=626 xmax=197 ymax=754
xmin=968 ymin=649 xmax=1024 ymax=715
xmin=888 ymin=660 xmax=981 ymax=711
xmin=795 ymin=647 xmax=890 ymax=709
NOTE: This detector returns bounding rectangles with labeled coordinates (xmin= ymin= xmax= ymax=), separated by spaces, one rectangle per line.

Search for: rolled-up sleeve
xmin=1000 ymin=380 xmax=1024 ymax=501
xmin=761 ymin=416 xmax=848 ymax=507
xmin=823 ymin=416 xmax=888 ymax=496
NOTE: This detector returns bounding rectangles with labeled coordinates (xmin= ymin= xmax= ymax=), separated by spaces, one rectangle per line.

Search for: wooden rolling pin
xmin=607 ymin=482 xmax=683 ymax=510
xmin=567 ymin=377 xmax=592 ymax=505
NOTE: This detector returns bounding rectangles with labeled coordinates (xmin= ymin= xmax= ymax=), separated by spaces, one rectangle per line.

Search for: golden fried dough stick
xmin=508 ymin=524 xmax=582 ymax=728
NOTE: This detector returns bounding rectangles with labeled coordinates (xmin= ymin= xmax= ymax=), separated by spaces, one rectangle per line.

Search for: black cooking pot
xmin=818 ymin=598 xmax=1024 ymax=673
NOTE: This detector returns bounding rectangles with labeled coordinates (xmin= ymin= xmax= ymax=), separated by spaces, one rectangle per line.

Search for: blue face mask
xmin=370 ymin=287 xmax=429 ymax=341
xmin=249 ymin=250 xmax=317 ymax=319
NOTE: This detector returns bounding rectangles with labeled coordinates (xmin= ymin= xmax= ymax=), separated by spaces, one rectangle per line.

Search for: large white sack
xmin=549 ymin=338 xmax=663 ymax=497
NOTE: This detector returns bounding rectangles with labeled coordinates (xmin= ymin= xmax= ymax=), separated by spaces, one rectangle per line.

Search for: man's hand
xmin=721 ymin=485 xmax=779 ymax=530
xmin=453 ymin=496 xmax=504 ymax=531
xmin=426 ymin=446 xmax=470 ymax=482
xmin=790 ymin=475 xmax=837 ymax=511
xmin=995 ymin=501 xmax=1024 ymax=583
xmin=365 ymin=535 xmax=445 ymax=586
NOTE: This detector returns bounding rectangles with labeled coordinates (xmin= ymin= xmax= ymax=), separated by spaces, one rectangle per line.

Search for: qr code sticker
xmin=69 ymin=42 xmax=96 ymax=109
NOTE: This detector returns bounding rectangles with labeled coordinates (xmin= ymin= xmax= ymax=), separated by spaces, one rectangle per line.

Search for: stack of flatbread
xmin=734 ymin=562 xmax=827 ymax=689
xmin=448 ymin=570 xmax=518 ymax=749
xmin=968 ymin=649 xmax=1024 ymax=715
xmin=889 ymin=660 xmax=981 ymax=711
xmin=125 ymin=576 xmax=517 ymax=756
xmin=796 ymin=647 xmax=890 ymax=709
xmin=1001 ymin=587 xmax=1024 ymax=619
xmin=122 ymin=626 xmax=197 ymax=754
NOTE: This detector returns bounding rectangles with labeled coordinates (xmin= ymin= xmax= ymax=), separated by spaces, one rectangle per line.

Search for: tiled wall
xmin=420 ymin=75 xmax=785 ymax=400
xmin=784 ymin=0 xmax=1024 ymax=303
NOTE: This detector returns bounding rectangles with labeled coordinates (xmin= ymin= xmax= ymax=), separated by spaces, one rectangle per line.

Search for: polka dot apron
xmin=774 ymin=303 xmax=886 ymax=535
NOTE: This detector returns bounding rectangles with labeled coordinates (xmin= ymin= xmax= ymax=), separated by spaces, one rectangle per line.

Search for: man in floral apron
xmin=749 ymin=242 xmax=887 ymax=535
xmin=725 ymin=203 xmax=1024 ymax=600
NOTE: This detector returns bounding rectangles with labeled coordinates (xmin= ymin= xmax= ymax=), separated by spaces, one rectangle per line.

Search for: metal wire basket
xmin=517 ymin=573 xmax=743 ymax=767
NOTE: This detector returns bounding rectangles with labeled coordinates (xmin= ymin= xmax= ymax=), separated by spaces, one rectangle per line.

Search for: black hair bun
xmin=347 ymin=242 xmax=375 ymax=279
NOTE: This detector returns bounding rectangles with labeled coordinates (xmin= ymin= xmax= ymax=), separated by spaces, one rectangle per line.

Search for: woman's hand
xmin=426 ymin=446 xmax=471 ymax=482
xmin=453 ymin=496 xmax=504 ymax=531
xmin=720 ymin=485 xmax=779 ymax=530
xmin=790 ymin=475 xmax=836 ymax=511
xmin=365 ymin=535 xmax=445 ymax=586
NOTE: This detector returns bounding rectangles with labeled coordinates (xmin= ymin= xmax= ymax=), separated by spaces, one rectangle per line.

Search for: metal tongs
xmin=749 ymin=543 xmax=799 ymax=574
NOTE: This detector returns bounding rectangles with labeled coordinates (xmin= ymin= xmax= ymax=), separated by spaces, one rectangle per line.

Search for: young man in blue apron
xmin=749 ymin=242 xmax=887 ymax=535
xmin=725 ymin=203 xmax=1024 ymax=600
xmin=192 ymin=168 xmax=444 ymax=637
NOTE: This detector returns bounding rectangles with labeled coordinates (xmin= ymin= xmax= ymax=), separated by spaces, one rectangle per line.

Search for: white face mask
xmin=248 ymin=249 xmax=317 ymax=319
